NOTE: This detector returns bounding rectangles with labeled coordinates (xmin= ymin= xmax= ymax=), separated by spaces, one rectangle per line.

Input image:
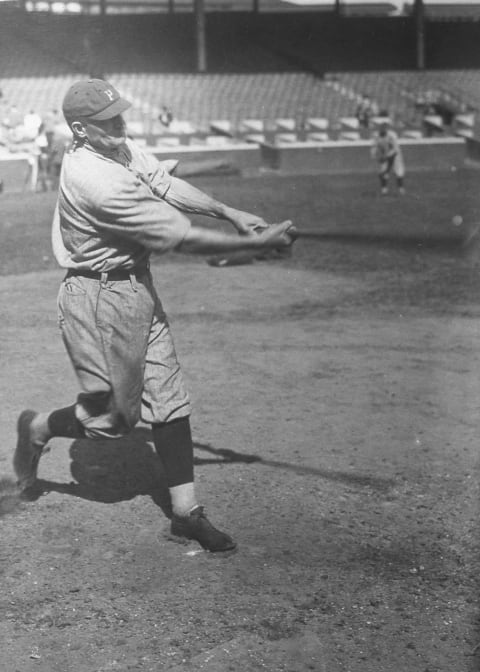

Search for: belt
xmin=66 ymin=265 xmax=149 ymax=281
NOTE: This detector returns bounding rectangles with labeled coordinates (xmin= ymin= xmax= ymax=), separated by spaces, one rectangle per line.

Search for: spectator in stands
xmin=34 ymin=130 xmax=51 ymax=192
xmin=0 ymin=121 xmax=8 ymax=149
xmin=23 ymin=109 xmax=43 ymax=141
xmin=43 ymin=109 xmax=62 ymax=147
xmin=159 ymin=105 xmax=173 ymax=129
xmin=4 ymin=104 xmax=22 ymax=131
xmin=47 ymin=132 xmax=68 ymax=189
xmin=371 ymin=121 xmax=405 ymax=196
xmin=32 ymin=122 xmax=68 ymax=191
xmin=0 ymin=98 xmax=8 ymax=127
xmin=355 ymin=94 xmax=378 ymax=130
xmin=421 ymin=104 xmax=441 ymax=138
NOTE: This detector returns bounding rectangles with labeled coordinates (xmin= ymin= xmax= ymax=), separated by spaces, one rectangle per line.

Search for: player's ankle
xmin=31 ymin=412 xmax=52 ymax=446
xmin=169 ymin=482 xmax=197 ymax=517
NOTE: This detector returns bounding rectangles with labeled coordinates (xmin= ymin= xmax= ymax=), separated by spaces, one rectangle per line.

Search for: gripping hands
xmin=254 ymin=220 xmax=298 ymax=249
xmin=205 ymin=220 xmax=297 ymax=267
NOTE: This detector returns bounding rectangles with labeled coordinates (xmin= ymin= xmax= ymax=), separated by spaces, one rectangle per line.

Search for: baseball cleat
xmin=13 ymin=410 xmax=45 ymax=491
xmin=170 ymin=506 xmax=237 ymax=553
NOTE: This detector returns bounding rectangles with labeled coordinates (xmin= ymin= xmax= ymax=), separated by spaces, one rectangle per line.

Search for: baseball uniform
xmin=371 ymin=126 xmax=405 ymax=194
xmin=52 ymin=139 xmax=192 ymax=438
xmin=14 ymin=79 xmax=295 ymax=553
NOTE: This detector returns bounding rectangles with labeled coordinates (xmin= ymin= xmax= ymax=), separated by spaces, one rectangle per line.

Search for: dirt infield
xmin=1 ymin=172 xmax=480 ymax=671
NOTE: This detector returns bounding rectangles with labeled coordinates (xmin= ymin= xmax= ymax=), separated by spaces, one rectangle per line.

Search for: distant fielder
xmin=371 ymin=121 xmax=405 ymax=196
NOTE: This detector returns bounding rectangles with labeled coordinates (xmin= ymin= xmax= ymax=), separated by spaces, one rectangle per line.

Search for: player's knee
xmin=82 ymin=416 xmax=137 ymax=440
xmin=80 ymin=408 xmax=141 ymax=439
xmin=78 ymin=392 xmax=141 ymax=438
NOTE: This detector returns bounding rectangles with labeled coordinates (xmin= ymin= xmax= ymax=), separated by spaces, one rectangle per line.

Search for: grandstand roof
xmin=286 ymin=0 xmax=480 ymax=17
xmin=16 ymin=0 xmax=480 ymax=15
xmin=417 ymin=0 xmax=480 ymax=18
xmin=285 ymin=0 xmax=402 ymax=14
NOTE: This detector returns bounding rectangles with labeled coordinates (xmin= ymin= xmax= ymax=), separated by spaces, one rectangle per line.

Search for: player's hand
xmin=256 ymin=220 xmax=296 ymax=249
xmin=225 ymin=208 xmax=270 ymax=236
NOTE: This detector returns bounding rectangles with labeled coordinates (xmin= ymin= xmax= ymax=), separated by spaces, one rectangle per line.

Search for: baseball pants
xmin=57 ymin=270 xmax=191 ymax=439
xmin=379 ymin=154 xmax=405 ymax=179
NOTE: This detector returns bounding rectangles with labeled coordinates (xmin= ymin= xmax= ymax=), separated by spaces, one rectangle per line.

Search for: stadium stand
xmin=0 ymin=5 xmax=480 ymax=188
xmin=0 ymin=9 xmax=478 ymax=128
xmin=112 ymin=72 xmax=356 ymax=132
xmin=324 ymin=70 xmax=477 ymax=137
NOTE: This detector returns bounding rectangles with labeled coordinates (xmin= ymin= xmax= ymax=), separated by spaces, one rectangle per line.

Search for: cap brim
xmin=87 ymin=97 xmax=131 ymax=121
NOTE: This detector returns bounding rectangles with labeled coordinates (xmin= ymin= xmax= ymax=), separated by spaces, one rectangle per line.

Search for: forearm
xmin=164 ymin=176 xmax=234 ymax=220
xmin=163 ymin=175 xmax=265 ymax=234
xmin=178 ymin=227 xmax=262 ymax=255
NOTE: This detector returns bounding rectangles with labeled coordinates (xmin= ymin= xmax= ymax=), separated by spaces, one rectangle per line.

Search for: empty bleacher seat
xmin=210 ymin=120 xmax=235 ymax=137
xmin=339 ymin=117 xmax=361 ymax=140
xmin=275 ymin=133 xmax=298 ymax=143
xmin=422 ymin=115 xmax=444 ymax=136
xmin=275 ymin=118 xmax=296 ymax=132
xmin=401 ymin=129 xmax=423 ymax=139
xmin=205 ymin=135 xmax=233 ymax=146
xmin=453 ymin=113 xmax=475 ymax=138
xmin=307 ymin=132 xmax=330 ymax=142
xmin=306 ymin=117 xmax=329 ymax=132
xmin=339 ymin=117 xmax=360 ymax=131
xmin=244 ymin=133 xmax=265 ymax=144
xmin=305 ymin=118 xmax=330 ymax=142
xmin=155 ymin=137 xmax=182 ymax=148
xmin=169 ymin=120 xmax=197 ymax=134
xmin=240 ymin=119 xmax=265 ymax=133
xmin=370 ymin=116 xmax=392 ymax=130
xmin=339 ymin=131 xmax=361 ymax=141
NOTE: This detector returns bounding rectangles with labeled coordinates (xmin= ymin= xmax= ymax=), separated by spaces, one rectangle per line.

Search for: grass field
xmin=1 ymin=167 xmax=480 ymax=672
xmin=3 ymin=168 xmax=480 ymax=310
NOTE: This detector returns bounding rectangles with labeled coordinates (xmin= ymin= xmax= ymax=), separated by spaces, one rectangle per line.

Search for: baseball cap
xmin=62 ymin=79 xmax=131 ymax=122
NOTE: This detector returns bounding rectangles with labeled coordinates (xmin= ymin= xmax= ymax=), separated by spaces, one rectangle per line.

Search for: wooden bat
xmin=288 ymin=228 xmax=328 ymax=239
xmin=207 ymin=217 xmax=476 ymax=266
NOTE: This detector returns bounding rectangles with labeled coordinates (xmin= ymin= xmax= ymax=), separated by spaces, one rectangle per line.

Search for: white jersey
xmin=371 ymin=129 xmax=405 ymax=178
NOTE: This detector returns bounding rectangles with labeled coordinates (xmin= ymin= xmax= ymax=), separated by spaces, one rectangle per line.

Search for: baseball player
xmin=13 ymin=79 xmax=296 ymax=553
xmin=371 ymin=121 xmax=406 ymax=196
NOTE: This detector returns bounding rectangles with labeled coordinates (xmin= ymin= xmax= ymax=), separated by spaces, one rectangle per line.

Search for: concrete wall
xmin=260 ymin=138 xmax=466 ymax=175
xmin=0 ymin=138 xmax=468 ymax=194
xmin=151 ymin=143 xmax=262 ymax=175
xmin=151 ymin=138 xmax=467 ymax=177
xmin=0 ymin=154 xmax=36 ymax=193
xmin=465 ymin=137 xmax=480 ymax=164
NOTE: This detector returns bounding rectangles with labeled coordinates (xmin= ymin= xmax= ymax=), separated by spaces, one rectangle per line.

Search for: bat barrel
xmin=296 ymin=229 xmax=328 ymax=239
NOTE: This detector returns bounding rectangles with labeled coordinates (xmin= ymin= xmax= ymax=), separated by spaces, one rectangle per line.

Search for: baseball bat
xmin=207 ymin=213 xmax=480 ymax=267
xmin=289 ymin=228 xmax=329 ymax=239
xmin=206 ymin=227 xmax=326 ymax=267
xmin=206 ymin=224 xmax=356 ymax=267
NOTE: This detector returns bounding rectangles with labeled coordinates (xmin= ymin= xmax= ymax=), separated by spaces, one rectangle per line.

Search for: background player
xmin=371 ymin=121 xmax=406 ymax=195
xmin=13 ymin=78 xmax=297 ymax=554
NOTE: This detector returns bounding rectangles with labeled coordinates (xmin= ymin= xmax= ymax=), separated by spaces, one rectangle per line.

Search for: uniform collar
xmin=81 ymin=140 xmax=132 ymax=167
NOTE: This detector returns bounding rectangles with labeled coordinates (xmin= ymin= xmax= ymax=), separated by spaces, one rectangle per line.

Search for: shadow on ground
xmin=0 ymin=427 xmax=396 ymax=519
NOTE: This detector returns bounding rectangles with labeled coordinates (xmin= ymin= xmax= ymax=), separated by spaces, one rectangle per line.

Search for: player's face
xmin=83 ymin=114 xmax=127 ymax=151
